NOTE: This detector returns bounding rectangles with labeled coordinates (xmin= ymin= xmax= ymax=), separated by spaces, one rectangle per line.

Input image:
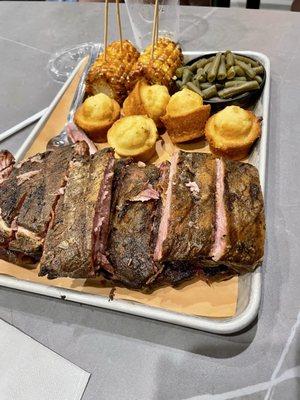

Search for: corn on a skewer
xmin=85 ymin=40 xmax=140 ymax=104
xmin=128 ymin=37 xmax=183 ymax=92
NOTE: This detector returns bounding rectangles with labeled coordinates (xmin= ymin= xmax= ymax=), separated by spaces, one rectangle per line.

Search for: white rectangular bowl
xmin=0 ymin=51 xmax=270 ymax=334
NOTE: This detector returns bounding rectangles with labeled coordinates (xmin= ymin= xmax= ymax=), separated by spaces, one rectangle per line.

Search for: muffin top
xmin=165 ymin=88 xmax=203 ymax=117
xmin=213 ymin=106 xmax=253 ymax=140
xmin=107 ymin=115 xmax=157 ymax=158
xmin=81 ymin=93 xmax=119 ymax=123
xmin=140 ymin=83 xmax=170 ymax=121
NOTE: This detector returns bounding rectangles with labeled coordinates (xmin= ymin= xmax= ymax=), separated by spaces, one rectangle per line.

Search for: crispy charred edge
xmin=93 ymin=148 xmax=115 ymax=273
xmin=0 ymin=151 xmax=37 ymax=265
xmin=149 ymin=261 xmax=237 ymax=291
xmin=213 ymin=159 xmax=265 ymax=270
xmin=99 ymin=158 xmax=134 ymax=277
xmin=0 ymin=150 xmax=15 ymax=183
xmin=0 ymin=246 xmax=39 ymax=268
xmin=38 ymin=142 xmax=90 ymax=278
xmin=102 ymin=161 xmax=162 ymax=289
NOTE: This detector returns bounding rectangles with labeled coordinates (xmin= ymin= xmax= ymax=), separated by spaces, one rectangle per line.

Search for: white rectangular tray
xmin=0 ymin=51 xmax=270 ymax=334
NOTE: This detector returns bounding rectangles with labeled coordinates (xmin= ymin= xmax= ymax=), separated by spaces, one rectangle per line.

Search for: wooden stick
xmin=155 ymin=0 xmax=159 ymax=44
xmin=104 ymin=0 xmax=109 ymax=61
xmin=116 ymin=0 xmax=123 ymax=52
xmin=151 ymin=0 xmax=159 ymax=59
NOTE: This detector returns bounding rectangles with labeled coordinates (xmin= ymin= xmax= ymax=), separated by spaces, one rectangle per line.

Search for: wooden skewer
xmin=104 ymin=0 xmax=109 ymax=61
xmin=151 ymin=0 xmax=159 ymax=59
xmin=154 ymin=0 xmax=159 ymax=44
xmin=116 ymin=0 xmax=123 ymax=53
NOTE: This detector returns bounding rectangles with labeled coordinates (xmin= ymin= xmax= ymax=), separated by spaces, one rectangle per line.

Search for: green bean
xmin=182 ymin=68 xmax=194 ymax=84
xmin=234 ymin=54 xmax=259 ymax=67
xmin=195 ymin=75 xmax=206 ymax=83
xmin=207 ymin=53 xmax=222 ymax=82
xmin=235 ymin=60 xmax=256 ymax=79
xmin=175 ymin=67 xmax=185 ymax=78
xmin=254 ymin=75 xmax=263 ymax=84
xmin=196 ymin=59 xmax=210 ymax=68
xmin=189 ymin=61 xmax=199 ymax=72
xmin=234 ymin=66 xmax=245 ymax=77
xmin=217 ymin=55 xmax=227 ymax=81
xmin=195 ymin=68 xmax=206 ymax=82
xmin=191 ymin=77 xmax=201 ymax=88
xmin=203 ymin=62 xmax=212 ymax=74
xmin=189 ymin=56 xmax=215 ymax=72
xmin=218 ymin=81 xmax=260 ymax=99
xmin=176 ymin=80 xmax=183 ymax=89
xmin=226 ymin=65 xmax=244 ymax=79
xmin=224 ymin=81 xmax=246 ymax=88
xmin=186 ymin=82 xmax=203 ymax=96
xmin=201 ymin=85 xmax=218 ymax=99
xmin=195 ymin=58 xmax=211 ymax=69
xmin=196 ymin=67 xmax=205 ymax=76
xmin=199 ymin=82 xmax=213 ymax=90
xmin=199 ymin=83 xmax=223 ymax=90
xmin=225 ymin=51 xmax=235 ymax=68
xmin=233 ymin=76 xmax=247 ymax=81
xmin=253 ymin=66 xmax=264 ymax=75
xmin=226 ymin=66 xmax=236 ymax=79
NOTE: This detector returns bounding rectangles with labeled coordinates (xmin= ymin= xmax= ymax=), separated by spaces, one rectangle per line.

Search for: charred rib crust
xmin=39 ymin=147 xmax=114 ymax=279
xmin=107 ymin=163 xmax=160 ymax=289
xmin=220 ymin=160 xmax=265 ymax=270
xmin=157 ymin=152 xmax=216 ymax=261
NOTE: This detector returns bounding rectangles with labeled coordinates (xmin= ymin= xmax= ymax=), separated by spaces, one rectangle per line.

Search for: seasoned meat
xmin=67 ymin=122 xmax=98 ymax=154
xmin=0 ymin=144 xmax=86 ymax=265
xmin=218 ymin=159 xmax=265 ymax=270
xmin=154 ymin=261 xmax=233 ymax=287
xmin=156 ymin=261 xmax=199 ymax=286
xmin=107 ymin=162 xmax=161 ymax=289
xmin=154 ymin=151 xmax=216 ymax=262
xmin=0 ymin=150 xmax=15 ymax=183
xmin=39 ymin=148 xmax=115 ymax=279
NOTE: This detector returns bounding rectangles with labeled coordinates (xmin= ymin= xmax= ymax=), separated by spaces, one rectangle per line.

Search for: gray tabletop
xmin=0 ymin=2 xmax=300 ymax=399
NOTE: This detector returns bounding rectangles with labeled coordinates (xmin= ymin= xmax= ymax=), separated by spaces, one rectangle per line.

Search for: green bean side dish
xmin=175 ymin=51 xmax=264 ymax=100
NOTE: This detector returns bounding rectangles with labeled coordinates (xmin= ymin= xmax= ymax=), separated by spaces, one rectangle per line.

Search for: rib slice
xmin=153 ymin=151 xmax=265 ymax=284
xmin=154 ymin=151 xmax=216 ymax=262
xmin=0 ymin=145 xmax=85 ymax=266
xmin=106 ymin=162 xmax=161 ymax=289
xmin=212 ymin=159 xmax=265 ymax=271
xmin=39 ymin=148 xmax=115 ymax=279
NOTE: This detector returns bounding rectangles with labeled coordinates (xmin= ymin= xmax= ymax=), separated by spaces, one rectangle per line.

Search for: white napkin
xmin=0 ymin=319 xmax=90 ymax=400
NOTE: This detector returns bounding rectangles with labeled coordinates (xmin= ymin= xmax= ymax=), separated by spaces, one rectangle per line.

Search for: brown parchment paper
xmin=0 ymin=65 xmax=238 ymax=318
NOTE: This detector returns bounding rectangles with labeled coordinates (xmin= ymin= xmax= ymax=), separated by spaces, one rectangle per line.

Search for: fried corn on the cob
xmin=85 ymin=40 xmax=140 ymax=104
xmin=128 ymin=37 xmax=183 ymax=92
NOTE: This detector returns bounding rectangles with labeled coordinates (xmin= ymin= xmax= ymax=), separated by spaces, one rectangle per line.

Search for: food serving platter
xmin=0 ymin=50 xmax=270 ymax=334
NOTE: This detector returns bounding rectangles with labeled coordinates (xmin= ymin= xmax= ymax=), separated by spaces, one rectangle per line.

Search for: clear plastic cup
xmin=124 ymin=0 xmax=180 ymax=50
xmin=47 ymin=42 xmax=103 ymax=83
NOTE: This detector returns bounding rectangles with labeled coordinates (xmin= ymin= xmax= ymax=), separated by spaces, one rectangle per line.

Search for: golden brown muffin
xmin=161 ymin=88 xmax=211 ymax=143
xmin=123 ymin=80 xmax=170 ymax=128
xmin=205 ymin=105 xmax=261 ymax=160
xmin=85 ymin=40 xmax=140 ymax=104
xmin=128 ymin=37 xmax=183 ymax=92
xmin=107 ymin=115 xmax=158 ymax=162
xmin=74 ymin=93 xmax=120 ymax=143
